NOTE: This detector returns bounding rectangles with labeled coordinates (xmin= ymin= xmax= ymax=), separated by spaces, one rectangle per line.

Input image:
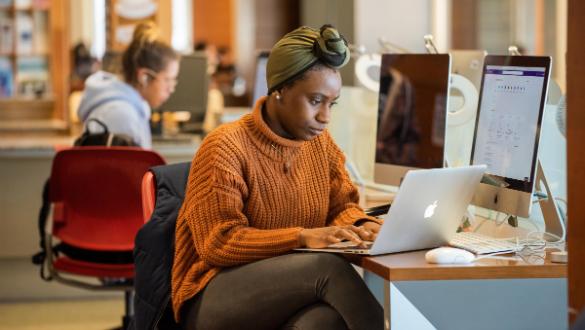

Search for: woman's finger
xmin=346 ymin=224 xmax=372 ymax=240
xmin=326 ymin=234 xmax=342 ymax=244
xmin=363 ymin=222 xmax=381 ymax=233
xmin=336 ymin=228 xmax=362 ymax=244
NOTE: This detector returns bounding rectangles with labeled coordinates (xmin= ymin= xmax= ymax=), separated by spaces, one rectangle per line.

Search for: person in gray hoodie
xmin=78 ymin=22 xmax=180 ymax=148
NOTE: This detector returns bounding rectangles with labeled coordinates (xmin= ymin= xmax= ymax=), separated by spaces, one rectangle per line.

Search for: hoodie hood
xmin=77 ymin=71 xmax=149 ymax=122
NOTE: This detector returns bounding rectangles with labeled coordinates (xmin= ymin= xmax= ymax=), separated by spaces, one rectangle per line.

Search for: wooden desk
xmin=347 ymin=250 xmax=567 ymax=329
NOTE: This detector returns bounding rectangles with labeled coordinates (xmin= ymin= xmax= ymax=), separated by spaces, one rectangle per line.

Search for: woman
xmin=173 ymin=25 xmax=384 ymax=329
xmin=77 ymin=22 xmax=179 ymax=148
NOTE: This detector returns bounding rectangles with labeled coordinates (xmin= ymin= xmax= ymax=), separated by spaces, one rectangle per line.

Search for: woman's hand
xmin=299 ymin=226 xmax=366 ymax=248
xmin=356 ymin=221 xmax=382 ymax=241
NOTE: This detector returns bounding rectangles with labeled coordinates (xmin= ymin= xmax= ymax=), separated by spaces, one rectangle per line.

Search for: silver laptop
xmin=295 ymin=165 xmax=486 ymax=255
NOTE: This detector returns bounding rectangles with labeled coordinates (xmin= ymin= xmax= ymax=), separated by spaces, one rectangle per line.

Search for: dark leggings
xmin=181 ymin=253 xmax=383 ymax=330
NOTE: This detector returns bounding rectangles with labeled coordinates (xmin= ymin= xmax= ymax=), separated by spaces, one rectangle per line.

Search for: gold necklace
xmin=270 ymin=143 xmax=291 ymax=173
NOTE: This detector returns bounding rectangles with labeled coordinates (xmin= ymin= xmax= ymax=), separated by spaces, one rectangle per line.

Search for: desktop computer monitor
xmin=374 ymin=54 xmax=452 ymax=186
xmin=470 ymin=55 xmax=551 ymax=218
xmin=158 ymin=52 xmax=209 ymax=133
xmin=251 ymin=51 xmax=269 ymax=106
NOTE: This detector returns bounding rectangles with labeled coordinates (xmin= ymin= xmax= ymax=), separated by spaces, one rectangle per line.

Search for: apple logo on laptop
xmin=424 ymin=200 xmax=438 ymax=219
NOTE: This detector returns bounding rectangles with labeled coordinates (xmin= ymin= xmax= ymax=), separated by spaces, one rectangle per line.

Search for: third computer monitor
xmin=251 ymin=51 xmax=269 ymax=106
xmin=470 ymin=55 xmax=551 ymax=217
xmin=374 ymin=54 xmax=451 ymax=187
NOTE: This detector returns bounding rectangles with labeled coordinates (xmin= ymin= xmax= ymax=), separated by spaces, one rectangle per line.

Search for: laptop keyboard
xmin=450 ymin=232 xmax=519 ymax=255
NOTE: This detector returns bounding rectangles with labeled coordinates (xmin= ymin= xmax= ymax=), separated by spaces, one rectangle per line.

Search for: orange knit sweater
xmin=171 ymin=97 xmax=377 ymax=320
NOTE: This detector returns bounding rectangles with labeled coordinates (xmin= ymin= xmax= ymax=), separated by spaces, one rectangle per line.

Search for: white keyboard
xmin=450 ymin=232 xmax=519 ymax=255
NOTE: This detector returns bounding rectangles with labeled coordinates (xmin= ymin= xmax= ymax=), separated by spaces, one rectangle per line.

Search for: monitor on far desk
xmin=157 ymin=52 xmax=209 ymax=134
xmin=374 ymin=54 xmax=452 ymax=187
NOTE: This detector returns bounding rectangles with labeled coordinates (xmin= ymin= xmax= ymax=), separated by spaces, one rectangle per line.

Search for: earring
xmin=275 ymin=93 xmax=281 ymax=100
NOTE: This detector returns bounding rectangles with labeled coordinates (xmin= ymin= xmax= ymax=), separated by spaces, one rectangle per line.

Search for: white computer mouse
xmin=425 ymin=247 xmax=475 ymax=264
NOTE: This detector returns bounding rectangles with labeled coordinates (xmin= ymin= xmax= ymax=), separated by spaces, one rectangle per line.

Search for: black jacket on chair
xmin=132 ymin=162 xmax=191 ymax=330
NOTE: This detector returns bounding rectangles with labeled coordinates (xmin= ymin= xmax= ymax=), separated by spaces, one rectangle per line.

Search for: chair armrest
xmin=141 ymin=171 xmax=156 ymax=223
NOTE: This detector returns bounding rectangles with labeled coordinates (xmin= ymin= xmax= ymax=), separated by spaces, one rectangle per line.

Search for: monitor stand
xmin=494 ymin=160 xmax=566 ymax=242
xmin=457 ymin=160 xmax=565 ymax=242
xmin=534 ymin=160 xmax=566 ymax=241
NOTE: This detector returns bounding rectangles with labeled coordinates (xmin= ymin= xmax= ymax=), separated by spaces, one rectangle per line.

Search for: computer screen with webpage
xmin=472 ymin=65 xmax=546 ymax=186
xmin=470 ymin=56 xmax=551 ymax=217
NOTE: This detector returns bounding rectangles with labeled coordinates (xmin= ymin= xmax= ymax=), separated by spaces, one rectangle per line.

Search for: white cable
xmin=520 ymin=216 xmax=542 ymax=233
xmin=554 ymin=198 xmax=568 ymax=242
xmin=523 ymin=231 xmax=565 ymax=253
xmin=554 ymin=197 xmax=568 ymax=207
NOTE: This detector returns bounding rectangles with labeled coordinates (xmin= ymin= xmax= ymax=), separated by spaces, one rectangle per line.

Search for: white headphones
xmin=140 ymin=74 xmax=149 ymax=86
xmin=140 ymin=68 xmax=157 ymax=87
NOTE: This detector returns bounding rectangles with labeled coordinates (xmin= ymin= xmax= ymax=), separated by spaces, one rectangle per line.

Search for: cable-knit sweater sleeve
xmin=324 ymin=131 xmax=381 ymax=227
xmin=180 ymin=133 xmax=303 ymax=268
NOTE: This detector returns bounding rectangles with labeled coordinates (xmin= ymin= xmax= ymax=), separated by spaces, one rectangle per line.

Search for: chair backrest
xmin=49 ymin=147 xmax=165 ymax=251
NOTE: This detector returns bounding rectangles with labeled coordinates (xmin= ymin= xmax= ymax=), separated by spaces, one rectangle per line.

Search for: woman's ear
xmin=275 ymin=87 xmax=289 ymax=102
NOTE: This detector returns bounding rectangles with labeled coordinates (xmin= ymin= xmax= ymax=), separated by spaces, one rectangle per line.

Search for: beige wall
xmin=0 ymin=156 xmax=52 ymax=257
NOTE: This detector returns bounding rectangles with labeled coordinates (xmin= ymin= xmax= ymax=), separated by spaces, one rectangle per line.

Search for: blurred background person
xmin=70 ymin=42 xmax=99 ymax=92
xmin=76 ymin=22 xmax=180 ymax=148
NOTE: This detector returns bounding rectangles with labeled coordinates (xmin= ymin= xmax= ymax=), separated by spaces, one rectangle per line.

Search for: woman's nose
xmin=316 ymin=106 xmax=331 ymax=124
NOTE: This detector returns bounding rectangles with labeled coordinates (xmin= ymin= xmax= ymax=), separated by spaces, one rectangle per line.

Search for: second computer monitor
xmin=470 ymin=55 xmax=551 ymax=218
xmin=374 ymin=54 xmax=451 ymax=187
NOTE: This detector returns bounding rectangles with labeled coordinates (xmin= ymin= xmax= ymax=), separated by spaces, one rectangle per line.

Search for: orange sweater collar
xmin=248 ymin=96 xmax=304 ymax=149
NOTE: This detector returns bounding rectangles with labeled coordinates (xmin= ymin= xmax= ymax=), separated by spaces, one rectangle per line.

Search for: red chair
xmin=44 ymin=147 xmax=165 ymax=329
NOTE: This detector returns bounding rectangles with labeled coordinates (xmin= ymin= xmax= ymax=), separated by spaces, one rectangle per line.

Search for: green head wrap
xmin=266 ymin=24 xmax=350 ymax=93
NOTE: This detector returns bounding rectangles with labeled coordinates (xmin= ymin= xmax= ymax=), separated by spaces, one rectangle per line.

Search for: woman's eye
xmin=329 ymin=101 xmax=338 ymax=108
xmin=309 ymin=99 xmax=321 ymax=106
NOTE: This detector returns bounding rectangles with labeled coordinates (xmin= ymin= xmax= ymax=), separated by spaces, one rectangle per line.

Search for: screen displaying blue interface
xmin=472 ymin=65 xmax=546 ymax=182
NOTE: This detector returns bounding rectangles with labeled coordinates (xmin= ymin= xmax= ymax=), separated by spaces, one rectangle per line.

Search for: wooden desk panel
xmin=347 ymin=250 xmax=567 ymax=329
xmin=348 ymin=250 xmax=567 ymax=281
